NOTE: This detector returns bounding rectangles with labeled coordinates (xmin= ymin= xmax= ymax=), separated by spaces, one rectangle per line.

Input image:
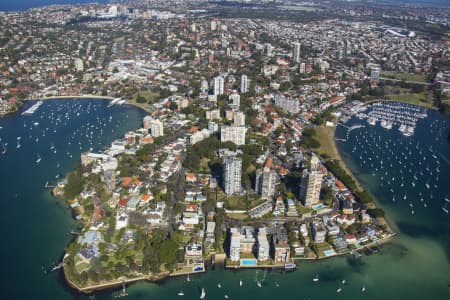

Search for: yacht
xmin=36 ymin=154 xmax=41 ymax=164
xmin=178 ymin=291 xmax=184 ymax=296
xmin=200 ymin=288 xmax=206 ymax=299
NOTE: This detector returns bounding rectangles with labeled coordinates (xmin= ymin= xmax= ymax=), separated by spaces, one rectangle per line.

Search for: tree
xmin=64 ymin=165 xmax=84 ymax=199
xmin=368 ymin=208 xmax=385 ymax=218
xmin=136 ymin=94 xmax=147 ymax=103
xmin=157 ymin=239 xmax=178 ymax=264
xmin=321 ymin=186 xmax=334 ymax=206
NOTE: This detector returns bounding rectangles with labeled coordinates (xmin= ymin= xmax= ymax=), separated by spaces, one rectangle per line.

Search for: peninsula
xmin=55 ymin=98 xmax=395 ymax=293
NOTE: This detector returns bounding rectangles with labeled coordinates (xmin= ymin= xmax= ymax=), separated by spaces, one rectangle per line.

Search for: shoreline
xmin=25 ymin=95 xmax=114 ymax=101
xmin=62 ymin=233 xmax=398 ymax=294
xmin=315 ymin=124 xmax=364 ymax=192
xmin=26 ymin=95 xmax=153 ymax=114
xmin=330 ymin=113 xmax=396 ymax=234
xmin=315 ymin=119 xmax=396 ymax=234
xmin=64 ymin=264 xmax=170 ymax=294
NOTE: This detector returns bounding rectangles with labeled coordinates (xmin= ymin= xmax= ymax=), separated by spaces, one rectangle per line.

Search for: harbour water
xmin=0 ymin=99 xmax=146 ymax=299
xmin=0 ymin=0 xmax=109 ymax=11
xmin=1 ymin=99 xmax=449 ymax=299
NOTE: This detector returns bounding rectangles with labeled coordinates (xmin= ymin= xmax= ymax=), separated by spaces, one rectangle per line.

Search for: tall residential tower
xmin=223 ymin=153 xmax=242 ymax=195
xmin=299 ymin=156 xmax=323 ymax=207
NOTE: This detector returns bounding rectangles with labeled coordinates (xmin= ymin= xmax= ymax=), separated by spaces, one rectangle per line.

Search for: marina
xmin=336 ymin=101 xmax=447 ymax=219
xmin=354 ymin=101 xmax=427 ymax=137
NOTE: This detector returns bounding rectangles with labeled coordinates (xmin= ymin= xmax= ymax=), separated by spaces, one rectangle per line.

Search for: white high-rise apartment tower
xmin=241 ymin=74 xmax=248 ymax=93
xmin=150 ymin=119 xmax=164 ymax=137
xmin=223 ymin=154 xmax=242 ymax=195
xmin=299 ymin=155 xmax=322 ymax=207
xmin=214 ymin=76 xmax=224 ymax=96
xmin=292 ymin=42 xmax=301 ymax=64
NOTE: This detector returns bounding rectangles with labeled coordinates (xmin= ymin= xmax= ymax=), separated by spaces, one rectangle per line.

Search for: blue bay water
xmin=1 ymin=99 xmax=449 ymax=300
xmin=0 ymin=99 xmax=146 ymax=299
xmin=0 ymin=0 xmax=108 ymax=11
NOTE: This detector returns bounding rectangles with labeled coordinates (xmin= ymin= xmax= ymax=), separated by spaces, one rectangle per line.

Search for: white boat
xmin=257 ymin=281 xmax=262 ymax=288
xmin=115 ymin=282 xmax=128 ymax=298
xmin=224 ymin=295 xmax=229 ymax=299
xmin=239 ymin=280 xmax=243 ymax=287
xmin=313 ymin=275 xmax=319 ymax=282
xmin=36 ymin=154 xmax=41 ymax=164
xmin=178 ymin=291 xmax=184 ymax=296
xmin=362 ymin=286 xmax=366 ymax=292
xmin=187 ymin=274 xmax=191 ymax=282
xmin=218 ymin=283 xmax=222 ymax=288
xmin=108 ymin=98 xmax=122 ymax=107
xmin=200 ymin=288 xmax=206 ymax=299
xmin=342 ymin=279 xmax=346 ymax=284
xmin=337 ymin=288 xmax=342 ymax=293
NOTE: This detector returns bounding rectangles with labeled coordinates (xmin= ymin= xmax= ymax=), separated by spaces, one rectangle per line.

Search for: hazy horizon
xmin=1 ymin=0 xmax=449 ymax=12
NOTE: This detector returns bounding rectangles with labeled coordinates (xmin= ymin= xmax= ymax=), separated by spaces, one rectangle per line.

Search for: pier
xmin=336 ymin=124 xmax=366 ymax=142
xmin=44 ymin=181 xmax=55 ymax=189
xmin=22 ymin=100 xmax=43 ymax=115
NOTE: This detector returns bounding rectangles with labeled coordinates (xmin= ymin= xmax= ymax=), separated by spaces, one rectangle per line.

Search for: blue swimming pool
xmin=240 ymin=259 xmax=257 ymax=266
xmin=323 ymin=249 xmax=336 ymax=256
xmin=312 ymin=203 xmax=324 ymax=210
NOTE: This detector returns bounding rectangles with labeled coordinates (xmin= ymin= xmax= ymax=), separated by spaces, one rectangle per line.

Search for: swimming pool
xmin=323 ymin=249 xmax=336 ymax=256
xmin=240 ymin=259 xmax=257 ymax=266
xmin=312 ymin=203 xmax=324 ymax=210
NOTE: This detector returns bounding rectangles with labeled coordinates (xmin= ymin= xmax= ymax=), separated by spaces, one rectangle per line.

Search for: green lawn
xmin=313 ymin=125 xmax=363 ymax=191
xmin=225 ymin=195 xmax=248 ymax=210
xmin=227 ymin=213 xmax=249 ymax=220
xmin=128 ymin=90 xmax=160 ymax=113
xmin=217 ymin=189 xmax=265 ymax=211
xmin=133 ymin=90 xmax=159 ymax=103
xmin=381 ymin=71 xmax=428 ymax=83
xmin=314 ymin=125 xmax=339 ymax=160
